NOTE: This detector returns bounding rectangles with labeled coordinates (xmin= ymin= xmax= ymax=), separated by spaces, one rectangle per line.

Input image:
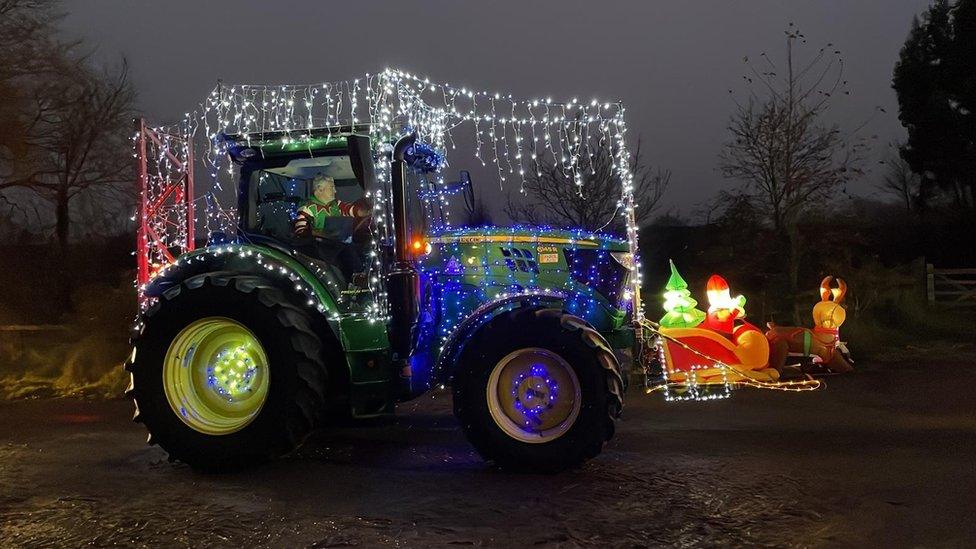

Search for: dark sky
xmin=61 ymin=0 xmax=930 ymax=214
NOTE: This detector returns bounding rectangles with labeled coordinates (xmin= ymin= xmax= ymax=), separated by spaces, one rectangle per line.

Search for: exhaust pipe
xmin=387 ymin=132 xmax=419 ymax=362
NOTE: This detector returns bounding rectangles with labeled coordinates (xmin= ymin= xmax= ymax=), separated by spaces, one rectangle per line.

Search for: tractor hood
xmin=420 ymin=226 xmax=634 ymax=318
xmin=426 ymin=227 xmax=630 ymax=254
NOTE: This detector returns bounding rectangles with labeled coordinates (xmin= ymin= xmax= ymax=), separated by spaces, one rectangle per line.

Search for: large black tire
xmin=126 ymin=273 xmax=328 ymax=471
xmin=453 ymin=307 xmax=624 ymax=472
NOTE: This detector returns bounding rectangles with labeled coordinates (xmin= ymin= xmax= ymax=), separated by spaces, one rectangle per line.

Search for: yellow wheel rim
xmin=486 ymin=348 xmax=581 ymax=443
xmin=163 ymin=317 xmax=270 ymax=435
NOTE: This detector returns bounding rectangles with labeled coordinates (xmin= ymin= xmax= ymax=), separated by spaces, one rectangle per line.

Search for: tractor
xmin=127 ymin=71 xmax=639 ymax=472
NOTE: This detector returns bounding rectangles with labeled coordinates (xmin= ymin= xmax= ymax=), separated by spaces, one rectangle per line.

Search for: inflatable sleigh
xmin=654 ymin=264 xmax=850 ymax=388
xmin=659 ymin=270 xmax=778 ymax=385
xmin=659 ymin=324 xmax=778 ymax=384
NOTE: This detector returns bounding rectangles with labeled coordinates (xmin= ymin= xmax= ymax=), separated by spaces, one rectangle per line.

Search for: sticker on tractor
xmin=537 ymin=245 xmax=559 ymax=264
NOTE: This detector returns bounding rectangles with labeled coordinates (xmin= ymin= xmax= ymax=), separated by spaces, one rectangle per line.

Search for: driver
xmin=294 ymin=174 xmax=367 ymax=236
xmin=293 ymin=174 xmax=369 ymax=289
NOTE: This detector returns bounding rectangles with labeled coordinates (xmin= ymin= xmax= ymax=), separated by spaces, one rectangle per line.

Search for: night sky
xmin=61 ymin=0 xmax=930 ymax=214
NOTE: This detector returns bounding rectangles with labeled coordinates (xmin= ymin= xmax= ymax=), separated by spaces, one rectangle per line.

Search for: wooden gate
xmin=927 ymin=264 xmax=976 ymax=307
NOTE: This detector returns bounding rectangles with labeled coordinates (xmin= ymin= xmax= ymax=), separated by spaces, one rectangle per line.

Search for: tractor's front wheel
xmin=126 ymin=274 xmax=328 ymax=470
xmin=453 ymin=308 xmax=624 ymax=472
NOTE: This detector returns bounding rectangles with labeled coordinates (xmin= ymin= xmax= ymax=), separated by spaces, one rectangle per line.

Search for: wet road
xmin=1 ymin=358 xmax=974 ymax=547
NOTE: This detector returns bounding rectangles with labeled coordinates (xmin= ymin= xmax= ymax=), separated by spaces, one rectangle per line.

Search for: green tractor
xmin=128 ymin=72 xmax=640 ymax=472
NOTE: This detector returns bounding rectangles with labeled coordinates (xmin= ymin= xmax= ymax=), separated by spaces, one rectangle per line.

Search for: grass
xmin=841 ymin=293 xmax=976 ymax=362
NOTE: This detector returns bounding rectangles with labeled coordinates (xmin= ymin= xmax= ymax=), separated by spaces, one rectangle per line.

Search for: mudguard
xmin=145 ymin=244 xmax=339 ymax=314
xmin=432 ymin=291 xmax=566 ymax=386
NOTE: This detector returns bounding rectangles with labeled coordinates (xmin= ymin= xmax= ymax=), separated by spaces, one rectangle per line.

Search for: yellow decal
xmin=429 ymin=235 xmax=598 ymax=247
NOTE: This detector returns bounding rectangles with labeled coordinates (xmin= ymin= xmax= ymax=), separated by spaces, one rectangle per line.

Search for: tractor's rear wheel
xmin=453 ymin=308 xmax=624 ymax=472
xmin=126 ymin=274 xmax=328 ymax=471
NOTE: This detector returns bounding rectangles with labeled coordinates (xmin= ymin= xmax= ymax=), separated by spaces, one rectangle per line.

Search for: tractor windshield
xmin=243 ymin=153 xmax=373 ymax=307
xmin=246 ymin=155 xmax=365 ymax=242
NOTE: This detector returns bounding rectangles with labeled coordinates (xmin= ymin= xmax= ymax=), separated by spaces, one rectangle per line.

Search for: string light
xmin=135 ymin=69 xmax=824 ymax=405
xmin=138 ymin=68 xmax=645 ymax=331
xmin=640 ymin=319 xmax=821 ymax=400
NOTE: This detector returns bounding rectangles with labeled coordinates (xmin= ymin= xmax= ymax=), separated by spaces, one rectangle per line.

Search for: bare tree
xmin=878 ymin=145 xmax=922 ymax=213
xmin=0 ymin=0 xmax=72 ymax=181
xmin=0 ymin=1 xmax=66 ymax=76
xmin=0 ymin=0 xmax=137 ymax=316
xmin=1 ymin=62 xmax=136 ymax=252
xmin=505 ymin=139 xmax=669 ymax=233
xmin=720 ymin=24 xmax=868 ymax=321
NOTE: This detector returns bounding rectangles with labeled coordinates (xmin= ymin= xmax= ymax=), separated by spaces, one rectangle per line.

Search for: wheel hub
xmin=207 ymin=345 xmax=261 ymax=399
xmin=163 ymin=317 xmax=270 ymax=435
xmin=512 ymin=366 xmax=559 ymax=426
xmin=487 ymin=348 xmax=581 ymax=443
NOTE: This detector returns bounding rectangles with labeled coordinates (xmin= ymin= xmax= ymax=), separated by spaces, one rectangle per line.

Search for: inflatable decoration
xmin=658 ymin=269 xmax=777 ymax=388
xmin=702 ymin=274 xmax=747 ymax=334
xmin=766 ymin=276 xmax=853 ymax=374
xmin=659 ymin=260 xmax=706 ymax=328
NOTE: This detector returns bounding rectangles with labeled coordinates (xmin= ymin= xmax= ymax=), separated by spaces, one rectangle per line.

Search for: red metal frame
xmin=135 ymin=118 xmax=195 ymax=294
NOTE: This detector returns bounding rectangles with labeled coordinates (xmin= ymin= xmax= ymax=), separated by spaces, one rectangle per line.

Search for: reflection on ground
xmin=1 ymin=358 xmax=974 ymax=547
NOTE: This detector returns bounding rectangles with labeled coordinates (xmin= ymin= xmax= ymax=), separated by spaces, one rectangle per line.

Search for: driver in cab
xmin=293 ymin=174 xmax=367 ymax=237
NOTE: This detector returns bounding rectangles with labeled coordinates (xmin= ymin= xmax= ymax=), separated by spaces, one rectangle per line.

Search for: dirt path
xmin=1 ymin=359 xmax=974 ymax=547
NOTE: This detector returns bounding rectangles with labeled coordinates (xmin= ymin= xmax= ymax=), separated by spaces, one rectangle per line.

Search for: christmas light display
xmin=511 ymin=363 xmax=560 ymax=427
xmin=134 ymin=68 xmax=829 ymax=404
xmin=402 ymin=137 xmax=447 ymax=174
xmin=766 ymin=276 xmax=854 ymax=374
xmin=134 ymin=121 xmax=196 ymax=309
xmin=208 ymin=345 xmax=259 ymax=400
xmin=415 ymin=224 xmax=632 ymax=374
xmin=136 ymin=68 xmax=644 ymax=348
xmin=642 ymin=266 xmax=821 ymax=400
xmin=643 ymin=323 xmax=821 ymax=399
xmin=659 ymin=260 xmax=706 ymax=328
xmin=703 ymin=274 xmax=746 ymax=333
xmin=659 ymin=268 xmax=772 ymax=384
xmin=203 ymin=192 xmax=237 ymax=245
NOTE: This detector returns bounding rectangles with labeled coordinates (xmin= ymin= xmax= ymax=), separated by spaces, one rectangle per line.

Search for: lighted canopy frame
xmin=134 ymin=120 xmax=195 ymax=306
xmin=137 ymin=68 xmax=645 ymax=321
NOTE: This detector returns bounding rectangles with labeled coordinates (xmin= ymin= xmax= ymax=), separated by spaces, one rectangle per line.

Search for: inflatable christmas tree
xmin=660 ymin=260 xmax=706 ymax=328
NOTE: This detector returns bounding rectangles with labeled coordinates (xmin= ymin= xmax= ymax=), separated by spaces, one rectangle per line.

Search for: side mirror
xmin=347 ymin=134 xmax=376 ymax=191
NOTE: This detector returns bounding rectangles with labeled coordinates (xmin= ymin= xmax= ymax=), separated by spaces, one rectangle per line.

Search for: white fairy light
xmin=138 ymin=68 xmax=644 ymax=327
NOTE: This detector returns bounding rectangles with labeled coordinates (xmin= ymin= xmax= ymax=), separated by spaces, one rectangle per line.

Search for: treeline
xmin=641 ymin=4 xmax=976 ymax=327
xmin=0 ymin=0 xmax=136 ymax=246
xmin=0 ymin=0 xmax=137 ymax=308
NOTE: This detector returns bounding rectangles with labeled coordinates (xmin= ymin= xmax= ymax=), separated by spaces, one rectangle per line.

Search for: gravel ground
xmin=1 ymin=358 xmax=974 ymax=548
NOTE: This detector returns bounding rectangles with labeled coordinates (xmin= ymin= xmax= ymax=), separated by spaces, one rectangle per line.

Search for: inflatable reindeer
xmin=765 ymin=277 xmax=854 ymax=374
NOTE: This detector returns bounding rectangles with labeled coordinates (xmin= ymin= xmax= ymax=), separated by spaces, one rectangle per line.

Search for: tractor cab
xmin=225 ymin=127 xmax=379 ymax=311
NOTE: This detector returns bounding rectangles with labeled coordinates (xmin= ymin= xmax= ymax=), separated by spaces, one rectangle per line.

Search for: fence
xmin=927 ymin=264 xmax=976 ymax=307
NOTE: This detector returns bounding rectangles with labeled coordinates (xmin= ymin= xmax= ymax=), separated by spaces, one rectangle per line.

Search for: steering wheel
xmin=293 ymin=211 xmax=325 ymax=242
xmin=352 ymin=197 xmax=372 ymax=236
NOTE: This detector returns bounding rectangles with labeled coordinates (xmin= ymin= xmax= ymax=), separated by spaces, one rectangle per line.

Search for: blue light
xmin=511 ymin=363 xmax=559 ymax=428
xmin=401 ymin=129 xmax=447 ymax=173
